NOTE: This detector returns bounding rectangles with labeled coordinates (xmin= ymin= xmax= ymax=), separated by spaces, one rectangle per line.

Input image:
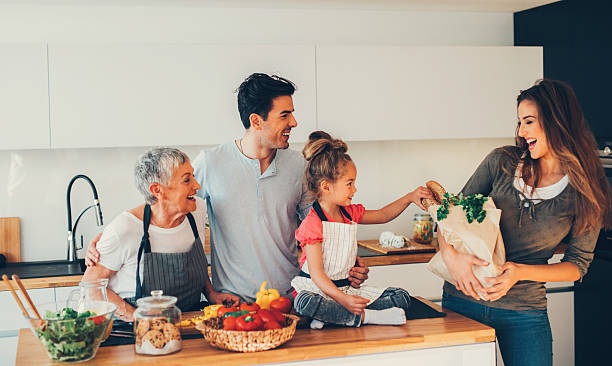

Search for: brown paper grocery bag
xmin=427 ymin=198 xmax=506 ymax=300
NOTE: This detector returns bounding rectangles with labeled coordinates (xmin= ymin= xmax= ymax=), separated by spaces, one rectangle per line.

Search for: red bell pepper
xmin=235 ymin=313 xmax=263 ymax=331
xmin=263 ymin=320 xmax=282 ymax=330
xmin=239 ymin=302 xmax=260 ymax=313
xmin=223 ymin=316 xmax=237 ymax=330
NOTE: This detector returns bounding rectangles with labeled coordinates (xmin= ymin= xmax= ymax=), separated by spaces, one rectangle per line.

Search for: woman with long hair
xmin=438 ymin=79 xmax=611 ymax=366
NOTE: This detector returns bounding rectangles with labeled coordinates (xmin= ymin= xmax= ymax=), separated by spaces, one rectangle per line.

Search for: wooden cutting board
xmin=0 ymin=217 xmax=20 ymax=262
xmin=358 ymin=238 xmax=437 ymax=255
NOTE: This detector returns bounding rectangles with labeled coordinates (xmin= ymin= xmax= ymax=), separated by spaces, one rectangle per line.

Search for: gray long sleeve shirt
xmin=444 ymin=147 xmax=600 ymax=310
xmin=193 ymin=142 xmax=312 ymax=302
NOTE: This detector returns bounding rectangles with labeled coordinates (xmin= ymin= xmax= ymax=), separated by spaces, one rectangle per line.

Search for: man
xmin=87 ymin=73 xmax=369 ymax=302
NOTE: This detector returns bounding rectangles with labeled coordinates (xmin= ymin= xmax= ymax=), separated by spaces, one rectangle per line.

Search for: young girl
xmin=291 ymin=131 xmax=433 ymax=328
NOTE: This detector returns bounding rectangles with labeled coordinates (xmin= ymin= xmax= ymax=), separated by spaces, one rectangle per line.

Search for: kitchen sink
xmin=1 ymin=259 xmax=85 ymax=279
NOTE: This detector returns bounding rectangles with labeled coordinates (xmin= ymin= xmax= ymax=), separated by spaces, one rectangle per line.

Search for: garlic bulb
xmin=379 ymin=231 xmax=405 ymax=248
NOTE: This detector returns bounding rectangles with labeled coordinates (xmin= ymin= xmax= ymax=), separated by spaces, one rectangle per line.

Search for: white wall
xmin=0 ymin=3 xmax=514 ymax=261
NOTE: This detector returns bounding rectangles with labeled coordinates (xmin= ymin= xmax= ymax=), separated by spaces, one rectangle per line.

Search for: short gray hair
xmin=134 ymin=147 xmax=190 ymax=205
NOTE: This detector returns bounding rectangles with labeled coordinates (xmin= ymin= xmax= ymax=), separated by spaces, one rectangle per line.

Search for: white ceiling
xmin=1 ymin=0 xmax=560 ymax=13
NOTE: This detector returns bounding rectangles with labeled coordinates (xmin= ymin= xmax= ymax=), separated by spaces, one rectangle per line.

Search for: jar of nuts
xmin=413 ymin=213 xmax=433 ymax=244
xmin=134 ymin=290 xmax=182 ymax=355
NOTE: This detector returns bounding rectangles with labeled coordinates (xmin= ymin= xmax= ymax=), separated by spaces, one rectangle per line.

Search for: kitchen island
xmin=14 ymin=298 xmax=495 ymax=365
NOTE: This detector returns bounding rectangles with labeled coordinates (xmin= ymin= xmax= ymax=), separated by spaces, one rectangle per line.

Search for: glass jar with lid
xmin=413 ymin=213 xmax=433 ymax=244
xmin=133 ymin=290 xmax=182 ymax=355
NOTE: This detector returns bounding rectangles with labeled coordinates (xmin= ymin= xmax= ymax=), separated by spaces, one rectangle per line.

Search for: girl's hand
xmin=409 ymin=186 xmax=434 ymax=211
xmin=485 ymin=262 xmax=522 ymax=301
xmin=338 ymin=294 xmax=369 ymax=315
xmin=438 ymin=230 xmax=489 ymax=300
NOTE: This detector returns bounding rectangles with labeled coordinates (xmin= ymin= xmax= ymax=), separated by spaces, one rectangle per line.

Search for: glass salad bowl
xmin=26 ymin=300 xmax=116 ymax=362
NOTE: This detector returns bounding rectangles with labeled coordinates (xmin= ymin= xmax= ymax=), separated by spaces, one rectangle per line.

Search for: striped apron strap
xmin=134 ymin=204 xmax=152 ymax=301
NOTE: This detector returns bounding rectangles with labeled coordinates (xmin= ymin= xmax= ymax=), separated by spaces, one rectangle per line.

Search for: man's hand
xmin=85 ymin=232 xmax=102 ymax=267
xmin=349 ymin=257 xmax=369 ymax=289
xmin=207 ymin=290 xmax=240 ymax=307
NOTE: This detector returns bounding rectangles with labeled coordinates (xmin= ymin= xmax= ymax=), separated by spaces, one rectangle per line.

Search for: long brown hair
xmin=303 ymin=131 xmax=352 ymax=199
xmin=504 ymin=79 xmax=611 ymax=234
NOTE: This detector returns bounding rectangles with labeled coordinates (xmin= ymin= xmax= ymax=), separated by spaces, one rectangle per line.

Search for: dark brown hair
xmin=303 ymin=131 xmax=352 ymax=199
xmin=503 ymin=79 xmax=611 ymax=233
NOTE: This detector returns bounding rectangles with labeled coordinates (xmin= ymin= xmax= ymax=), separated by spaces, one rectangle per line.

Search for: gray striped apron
xmin=127 ymin=204 xmax=209 ymax=311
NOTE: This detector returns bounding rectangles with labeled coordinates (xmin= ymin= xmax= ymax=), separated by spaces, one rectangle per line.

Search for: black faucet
xmin=66 ymin=175 xmax=104 ymax=262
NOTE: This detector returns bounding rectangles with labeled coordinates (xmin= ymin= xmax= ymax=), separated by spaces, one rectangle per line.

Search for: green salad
xmin=35 ymin=307 xmax=107 ymax=362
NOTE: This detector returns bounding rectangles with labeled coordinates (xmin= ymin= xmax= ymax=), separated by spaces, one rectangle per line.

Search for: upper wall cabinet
xmin=48 ymin=44 xmax=316 ymax=148
xmin=0 ymin=43 xmax=50 ymax=150
xmin=316 ymin=46 xmax=542 ymax=141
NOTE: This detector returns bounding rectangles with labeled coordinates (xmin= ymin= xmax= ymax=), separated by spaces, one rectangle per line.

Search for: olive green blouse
xmin=443 ymin=147 xmax=601 ymax=310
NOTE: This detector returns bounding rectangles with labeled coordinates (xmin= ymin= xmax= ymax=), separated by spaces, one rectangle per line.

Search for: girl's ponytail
xmin=303 ymin=131 xmax=351 ymax=198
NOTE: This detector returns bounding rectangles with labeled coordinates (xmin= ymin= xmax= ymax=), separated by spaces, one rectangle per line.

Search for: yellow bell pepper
xmin=255 ymin=281 xmax=280 ymax=309
xmin=203 ymin=304 xmax=223 ymax=320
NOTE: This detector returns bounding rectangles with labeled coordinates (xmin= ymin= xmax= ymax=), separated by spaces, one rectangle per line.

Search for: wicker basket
xmin=196 ymin=314 xmax=299 ymax=352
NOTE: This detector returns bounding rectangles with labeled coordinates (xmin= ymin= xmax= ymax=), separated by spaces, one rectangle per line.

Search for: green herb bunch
xmin=436 ymin=193 xmax=488 ymax=224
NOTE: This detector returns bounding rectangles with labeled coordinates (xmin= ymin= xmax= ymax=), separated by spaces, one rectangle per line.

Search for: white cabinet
xmin=48 ymin=44 xmax=316 ymax=148
xmin=316 ymin=46 xmax=542 ymax=141
xmin=367 ymin=263 xmax=444 ymax=300
xmin=0 ymin=288 xmax=54 ymax=333
xmin=547 ymin=291 xmax=574 ymax=366
xmin=0 ymin=336 xmax=17 ymax=366
xmin=281 ymin=342 xmax=495 ymax=366
xmin=0 ymin=43 xmax=50 ymax=150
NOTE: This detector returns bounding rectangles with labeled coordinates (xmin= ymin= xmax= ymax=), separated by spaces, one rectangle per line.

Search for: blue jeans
xmin=442 ymin=292 xmax=552 ymax=366
xmin=293 ymin=287 xmax=411 ymax=327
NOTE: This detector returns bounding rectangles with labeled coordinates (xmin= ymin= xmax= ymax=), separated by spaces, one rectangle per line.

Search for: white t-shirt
xmin=513 ymin=166 xmax=569 ymax=206
xmin=97 ymin=197 xmax=207 ymax=299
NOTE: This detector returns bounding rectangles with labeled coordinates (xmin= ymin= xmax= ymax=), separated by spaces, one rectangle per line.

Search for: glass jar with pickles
xmin=413 ymin=213 xmax=433 ymax=244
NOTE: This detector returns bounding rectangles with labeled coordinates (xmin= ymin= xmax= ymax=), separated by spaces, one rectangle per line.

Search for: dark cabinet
xmin=514 ymin=0 xmax=612 ymax=149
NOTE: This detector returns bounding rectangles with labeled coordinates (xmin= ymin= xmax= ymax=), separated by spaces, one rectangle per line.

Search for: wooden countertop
xmin=0 ymin=275 xmax=83 ymax=291
xmin=359 ymin=242 xmax=567 ymax=267
xmin=15 ymin=299 xmax=495 ymax=366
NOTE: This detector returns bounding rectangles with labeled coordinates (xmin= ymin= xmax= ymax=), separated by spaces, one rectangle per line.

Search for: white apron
xmin=291 ymin=202 xmax=385 ymax=305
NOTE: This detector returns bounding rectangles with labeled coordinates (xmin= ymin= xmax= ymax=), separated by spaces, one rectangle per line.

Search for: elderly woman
xmin=82 ymin=147 xmax=239 ymax=321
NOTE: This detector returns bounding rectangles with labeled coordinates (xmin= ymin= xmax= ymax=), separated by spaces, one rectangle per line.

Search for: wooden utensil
xmin=0 ymin=217 xmax=21 ymax=262
xmin=2 ymin=274 xmax=30 ymax=319
xmin=13 ymin=274 xmax=41 ymax=320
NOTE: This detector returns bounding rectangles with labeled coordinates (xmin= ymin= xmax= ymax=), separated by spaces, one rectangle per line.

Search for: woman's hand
xmin=338 ymin=294 xmax=369 ymax=315
xmin=485 ymin=262 xmax=522 ymax=301
xmin=438 ymin=229 xmax=489 ymax=300
xmin=117 ymin=303 xmax=136 ymax=322
xmin=349 ymin=257 xmax=369 ymax=288
xmin=409 ymin=186 xmax=434 ymax=211
xmin=85 ymin=233 xmax=102 ymax=267
xmin=207 ymin=290 xmax=240 ymax=307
